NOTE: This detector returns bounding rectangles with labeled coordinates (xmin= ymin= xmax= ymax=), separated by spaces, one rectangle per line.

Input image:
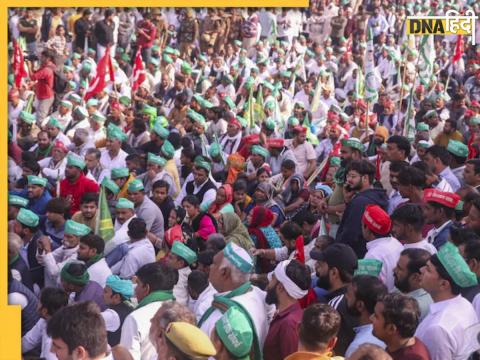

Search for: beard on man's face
xmin=394 ymin=272 xmax=411 ymax=293
xmin=265 ymin=283 xmax=279 ymax=305
xmin=316 ymin=273 xmax=331 ymax=291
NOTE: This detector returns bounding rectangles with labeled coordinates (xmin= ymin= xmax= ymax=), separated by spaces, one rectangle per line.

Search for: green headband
xmin=61 ymin=263 xmax=90 ymax=286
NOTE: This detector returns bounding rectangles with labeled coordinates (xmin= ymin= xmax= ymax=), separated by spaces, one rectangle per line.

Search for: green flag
xmin=364 ymin=27 xmax=379 ymax=103
xmin=245 ymin=86 xmax=255 ymax=129
xmin=254 ymin=85 xmax=265 ymax=124
xmin=24 ymin=93 xmax=35 ymax=114
xmin=95 ymin=186 xmax=114 ymax=242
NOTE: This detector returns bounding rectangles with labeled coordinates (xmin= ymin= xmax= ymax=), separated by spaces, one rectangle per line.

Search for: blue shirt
xmin=10 ymin=189 xmax=52 ymax=216
xmin=345 ymin=324 xmax=385 ymax=357
xmin=439 ymin=166 xmax=461 ymax=192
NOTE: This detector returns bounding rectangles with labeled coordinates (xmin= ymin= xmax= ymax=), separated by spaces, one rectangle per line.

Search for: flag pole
xmin=397 ymin=60 xmax=408 ymax=126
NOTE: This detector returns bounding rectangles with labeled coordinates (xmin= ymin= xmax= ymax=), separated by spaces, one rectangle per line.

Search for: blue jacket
xmin=9 ymin=189 xmax=52 ymax=216
xmin=336 ymin=187 xmax=389 ymax=258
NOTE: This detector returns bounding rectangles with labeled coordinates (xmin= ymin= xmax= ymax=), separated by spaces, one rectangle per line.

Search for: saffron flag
xmin=95 ymin=186 xmax=114 ymax=242
xmin=84 ymin=46 xmax=115 ymax=100
xmin=131 ymin=47 xmax=146 ymax=91
xmin=13 ymin=40 xmax=28 ymax=88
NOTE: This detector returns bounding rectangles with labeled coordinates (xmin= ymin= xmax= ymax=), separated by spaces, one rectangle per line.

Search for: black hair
xmin=40 ymin=287 xmax=69 ymax=316
xmin=136 ymin=262 xmax=178 ymax=291
xmin=449 ymin=226 xmax=480 ymax=247
xmin=47 ymin=301 xmax=107 ymax=357
xmin=167 ymin=132 xmax=182 ymax=150
xmin=197 ymin=250 xmax=216 ymax=266
xmin=46 ymin=198 xmax=70 ymax=218
xmin=285 ymin=260 xmax=311 ymax=291
xmin=132 ymin=118 xmax=147 ymax=133
xmin=346 ymin=160 xmax=376 ymax=184
xmin=279 ymin=221 xmax=302 ymax=241
xmin=466 ymin=159 xmax=480 ymax=175
xmin=22 ymin=160 xmax=40 ymax=174
xmin=391 ymin=204 xmax=425 ymax=231
xmin=152 ymin=179 xmax=170 ymax=192
xmin=182 ymin=195 xmax=200 ymax=208
xmin=187 ymin=270 xmax=209 ymax=295
xmin=400 ymin=248 xmax=431 ymax=275
xmin=233 ymin=179 xmax=248 ymax=192
xmin=387 ymin=135 xmax=411 ymax=158
xmin=397 ymin=166 xmax=426 ymax=188
xmin=127 ymin=218 xmax=147 ymax=240
xmin=181 ymin=147 xmax=197 ymax=162
xmin=427 ymin=200 xmax=456 ymax=219
xmin=86 ymin=148 xmax=101 ymax=160
xmin=412 ymin=161 xmax=433 ymax=176
xmin=80 ymin=192 xmax=99 ymax=205
xmin=281 ymin=159 xmax=296 ymax=171
xmin=298 ymin=304 xmax=341 ymax=351
xmin=80 ymin=234 xmax=104 ymax=254
xmin=389 ymin=160 xmax=409 ymax=173
xmin=463 ymin=239 xmax=480 ymax=262
xmin=379 ymin=293 xmax=420 ymax=338
xmin=352 ymin=275 xmax=388 ymax=314
xmin=426 ymin=145 xmax=451 ymax=166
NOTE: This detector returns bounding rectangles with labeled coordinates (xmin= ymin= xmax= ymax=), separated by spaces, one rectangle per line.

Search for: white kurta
xmin=403 ymin=240 xmax=437 ymax=255
xmin=120 ymin=301 xmax=165 ymax=360
xmin=38 ymin=246 xmax=79 ymax=288
xmin=365 ymin=237 xmax=403 ymax=291
xmin=87 ymin=258 xmax=112 ymax=288
xmin=189 ymin=283 xmax=216 ymax=323
xmin=100 ymin=149 xmax=128 ymax=171
xmin=200 ymin=286 xmax=272 ymax=349
xmin=111 ymin=239 xmax=156 ymax=279
xmin=21 ymin=318 xmax=57 ymax=360
xmin=104 ymin=216 xmax=136 ymax=255
xmin=173 ymin=267 xmax=191 ymax=306
xmin=415 ymin=295 xmax=479 ymax=360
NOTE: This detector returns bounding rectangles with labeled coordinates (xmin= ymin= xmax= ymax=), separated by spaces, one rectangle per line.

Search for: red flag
xmin=453 ymin=35 xmax=464 ymax=64
xmin=294 ymin=235 xmax=305 ymax=264
xmin=13 ymin=40 xmax=28 ymax=88
xmin=131 ymin=47 xmax=146 ymax=92
xmin=84 ymin=46 xmax=115 ymax=101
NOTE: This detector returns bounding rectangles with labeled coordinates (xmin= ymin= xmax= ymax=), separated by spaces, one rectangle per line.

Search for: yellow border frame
xmin=2 ymin=2 xmax=308 ymax=359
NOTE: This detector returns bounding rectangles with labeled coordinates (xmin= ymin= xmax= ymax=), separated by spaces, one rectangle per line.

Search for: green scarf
xmin=8 ymin=254 xmax=19 ymax=266
xmin=136 ymin=290 xmax=174 ymax=309
xmin=86 ymin=253 xmax=103 ymax=268
xmin=36 ymin=143 xmax=53 ymax=158
xmin=198 ymin=282 xmax=252 ymax=326
xmin=198 ymin=282 xmax=262 ymax=360
xmin=61 ymin=265 xmax=89 ymax=285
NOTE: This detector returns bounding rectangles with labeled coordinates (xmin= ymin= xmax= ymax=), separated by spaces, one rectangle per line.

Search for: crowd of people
xmin=7 ymin=3 xmax=480 ymax=360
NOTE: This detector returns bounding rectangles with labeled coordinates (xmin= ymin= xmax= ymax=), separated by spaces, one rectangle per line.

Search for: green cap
xmin=115 ymin=198 xmax=135 ymax=210
xmin=162 ymin=53 xmax=173 ymax=64
xmin=171 ymin=241 xmax=197 ymax=265
xmin=67 ymin=153 xmax=86 ymax=170
xmin=48 ymin=117 xmax=65 ymax=131
xmin=74 ymin=106 xmax=89 ymax=119
xmin=16 ymin=208 xmax=39 ymax=228
xmin=215 ymin=307 xmax=253 ymax=360
xmin=64 ymin=219 xmax=91 ymax=236
xmin=19 ymin=111 xmax=36 ymax=124
xmin=223 ymin=242 xmax=253 ymax=273
xmin=194 ymin=156 xmax=211 ymax=172
xmin=91 ymin=111 xmax=106 ymax=123
xmin=181 ymin=62 xmax=192 ymax=75
xmin=60 ymin=99 xmax=73 ymax=109
xmin=107 ymin=123 xmax=127 ymax=142
xmin=9 ymin=195 xmax=28 ymax=208
xmin=128 ymin=179 xmax=144 ymax=192
xmin=72 ymin=52 xmax=82 ymax=60
xmin=86 ymin=98 xmax=98 ymax=107
xmin=437 ymin=242 xmax=478 ymax=288
xmin=101 ymin=177 xmax=120 ymax=195
xmin=223 ymin=96 xmax=236 ymax=110
xmin=63 ymin=65 xmax=74 ymax=73
xmin=82 ymin=62 xmax=92 ymax=73
xmin=199 ymin=54 xmax=208 ymax=62
xmin=209 ymin=143 xmax=221 ymax=158
xmin=264 ymin=118 xmax=276 ymax=131
xmin=237 ymin=116 xmax=247 ymax=128
xmin=423 ymin=110 xmax=438 ymax=119
xmin=354 ymin=259 xmax=383 ymax=277
xmin=341 ymin=138 xmax=364 ymax=152
xmin=69 ymin=93 xmax=82 ymax=103
xmin=251 ymin=145 xmax=269 ymax=159
xmin=27 ymin=175 xmax=48 ymax=187
xmin=417 ymin=140 xmax=431 ymax=149
xmin=164 ymin=46 xmax=175 ymax=55
xmin=447 ymin=140 xmax=468 ymax=158
xmin=264 ymin=100 xmax=275 ymax=111
xmin=155 ymin=116 xmax=169 ymax=128
xmin=288 ymin=116 xmax=300 ymax=126
xmin=330 ymin=157 xmax=341 ymax=167
xmin=187 ymin=109 xmax=206 ymax=125
xmin=111 ymin=168 xmax=129 ymax=179
xmin=161 ymin=140 xmax=175 ymax=159
xmin=416 ymin=122 xmax=429 ymax=131
xmin=281 ymin=70 xmax=292 ymax=78
xmin=119 ymin=96 xmax=131 ymax=106
xmin=153 ymin=123 xmax=169 ymax=139
xmin=149 ymin=57 xmax=160 ymax=67
xmin=142 ymin=104 xmax=157 ymax=117
xmin=147 ymin=152 xmax=167 ymax=167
